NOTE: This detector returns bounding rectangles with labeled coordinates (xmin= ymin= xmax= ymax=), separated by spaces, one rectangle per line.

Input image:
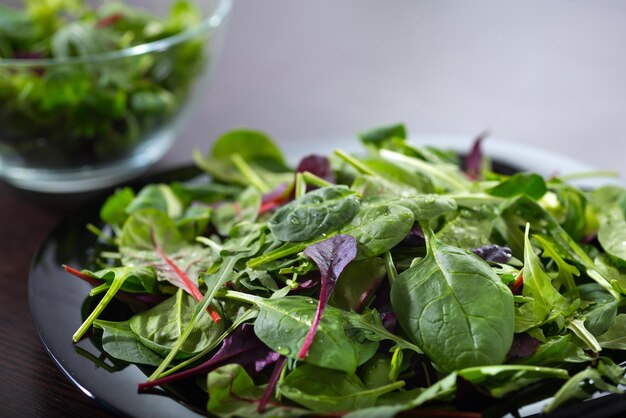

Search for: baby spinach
xmin=67 ymin=125 xmax=626 ymax=417
xmin=268 ymin=186 xmax=360 ymax=242
xmin=93 ymin=319 xmax=164 ymax=366
xmin=391 ymin=226 xmax=515 ymax=372
xmin=340 ymin=202 xmax=414 ymax=258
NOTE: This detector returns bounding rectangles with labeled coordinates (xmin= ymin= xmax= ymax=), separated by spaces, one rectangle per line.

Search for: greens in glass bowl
xmin=0 ymin=0 xmax=231 ymax=192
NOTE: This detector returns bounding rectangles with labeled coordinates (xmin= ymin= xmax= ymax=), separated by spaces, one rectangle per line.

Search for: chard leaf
xmin=93 ymin=319 xmax=163 ymax=366
xmin=299 ymin=235 xmax=358 ymax=359
xmin=279 ymin=364 xmax=404 ymax=413
xmin=119 ymin=208 xmax=216 ymax=291
xmin=391 ymin=226 xmax=515 ymax=372
xmin=130 ymin=290 xmax=224 ymax=358
xmin=268 ymin=186 xmax=360 ymax=242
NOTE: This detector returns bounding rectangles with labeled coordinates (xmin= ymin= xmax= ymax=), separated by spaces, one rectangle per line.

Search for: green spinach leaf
xmin=391 ymin=226 xmax=515 ymax=372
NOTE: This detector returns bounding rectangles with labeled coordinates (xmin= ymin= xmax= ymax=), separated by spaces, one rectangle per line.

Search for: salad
xmin=0 ymin=0 xmax=205 ymax=168
xmin=64 ymin=125 xmax=626 ymax=417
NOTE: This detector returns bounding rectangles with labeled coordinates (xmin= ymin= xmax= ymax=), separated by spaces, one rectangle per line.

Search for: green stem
xmin=247 ymin=234 xmax=334 ymax=268
xmin=384 ymin=251 xmax=397 ymax=285
xmin=379 ymin=149 xmax=469 ymax=191
xmin=295 ymin=172 xmax=306 ymax=199
xmin=301 ymin=171 xmax=334 ymax=188
xmin=148 ymin=256 xmax=239 ymax=380
xmin=217 ymin=289 xmax=264 ymax=305
xmin=156 ymin=309 xmax=258 ymax=379
xmin=334 ymin=149 xmax=380 ymax=177
xmin=231 ymin=153 xmax=271 ymax=193
xmin=73 ymin=276 xmax=126 ymax=342
xmin=196 ymin=236 xmax=223 ymax=253
xmin=557 ymin=170 xmax=619 ymax=181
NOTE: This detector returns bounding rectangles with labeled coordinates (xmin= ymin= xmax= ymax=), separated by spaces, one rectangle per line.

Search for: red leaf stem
xmin=511 ymin=271 xmax=524 ymax=295
xmin=151 ymin=231 xmax=221 ymax=323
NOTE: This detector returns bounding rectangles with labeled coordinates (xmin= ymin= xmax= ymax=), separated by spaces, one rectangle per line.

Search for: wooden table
xmin=0 ymin=183 xmax=115 ymax=417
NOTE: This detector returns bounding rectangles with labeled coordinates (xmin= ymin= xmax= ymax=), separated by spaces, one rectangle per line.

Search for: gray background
xmin=162 ymin=0 xmax=626 ymax=177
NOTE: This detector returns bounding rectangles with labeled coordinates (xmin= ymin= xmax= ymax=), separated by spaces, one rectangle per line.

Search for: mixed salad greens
xmin=0 ymin=0 xmax=205 ymax=168
xmin=65 ymin=125 xmax=626 ymax=417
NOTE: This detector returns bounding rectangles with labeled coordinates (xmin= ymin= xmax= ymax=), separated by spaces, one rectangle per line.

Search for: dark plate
xmin=28 ymin=162 xmax=626 ymax=418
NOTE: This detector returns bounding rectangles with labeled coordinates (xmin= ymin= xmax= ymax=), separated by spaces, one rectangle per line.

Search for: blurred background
xmin=170 ymin=0 xmax=626 ymax=177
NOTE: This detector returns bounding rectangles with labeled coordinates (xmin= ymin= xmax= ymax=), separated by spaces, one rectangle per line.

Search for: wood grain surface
xmin=0 ymin=184 xmax=115 ymax=418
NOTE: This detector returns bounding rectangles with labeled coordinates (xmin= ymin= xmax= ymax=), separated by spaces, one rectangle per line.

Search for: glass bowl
xmin=0 ymin=0 xmax=231 ymax=193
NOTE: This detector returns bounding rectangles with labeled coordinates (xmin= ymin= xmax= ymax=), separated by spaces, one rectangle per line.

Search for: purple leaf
xmin=380 ymin=311 xmax=397 ymax=332
xmin=471 ymin=244 xmax=512 ymax=263
xmin=138 ymin=324 xmax=277 ymax=391
xmin=464 ymin=131 xmax=489 ymax=180
xmin=508 ymin=333 xmax=541 ymax=358
xmin=371 ymin=281 xmax=397 ymax=332
xmin=298 ymin=235 xmax=358 ymax=359
xmin=296 ymin=154 xmax=334 ymax=183
xmin=257 ymin=355 xmax=288 ymax=413
xmin=402 ymin=223 xmax=425 ymax=247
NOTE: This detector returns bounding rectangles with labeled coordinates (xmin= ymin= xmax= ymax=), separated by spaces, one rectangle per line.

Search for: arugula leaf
xmin=515 ymin=225 xmax=570 ymax=333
